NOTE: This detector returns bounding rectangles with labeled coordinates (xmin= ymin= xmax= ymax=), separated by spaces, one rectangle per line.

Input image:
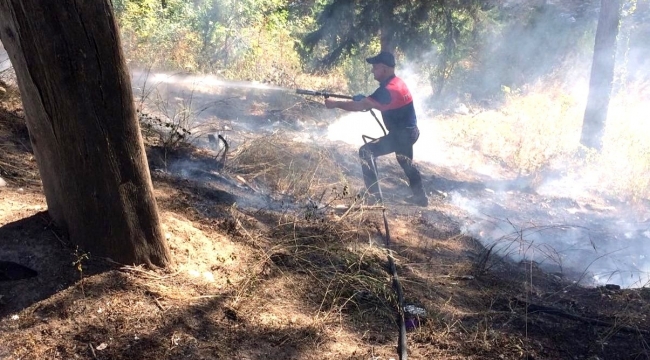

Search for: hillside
xmin=1 ymin=74 xmax=650 ymax=359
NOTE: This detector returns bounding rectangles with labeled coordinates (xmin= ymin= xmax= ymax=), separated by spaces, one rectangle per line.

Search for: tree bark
xmin=379 ymin=1 xmax=396 ymax=53
xmin=581 ymin=0 xmax=621 ymax=150
xmin=434 ymin=8 xmax=456 ymax=97
xmin=0 ymin=0 xmax=172 ymax=267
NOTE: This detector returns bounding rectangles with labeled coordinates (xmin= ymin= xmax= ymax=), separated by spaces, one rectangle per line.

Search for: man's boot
xmin=405 ymin=192 xmax=428 ymax=207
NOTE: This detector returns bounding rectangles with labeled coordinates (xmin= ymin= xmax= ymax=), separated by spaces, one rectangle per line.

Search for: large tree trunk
xmin=581 ymin=0 xmax=622 ymax=150
xmin=0 ymin=0 xmax=172 ymax=267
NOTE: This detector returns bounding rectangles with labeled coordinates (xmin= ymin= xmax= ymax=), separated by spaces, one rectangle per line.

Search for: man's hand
xmin=324 ymin=99 xmax=338 ymax=109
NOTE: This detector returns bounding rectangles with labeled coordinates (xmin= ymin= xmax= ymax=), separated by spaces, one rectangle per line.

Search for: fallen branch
xmin=511 ymin=297 xmax=650 ymax=336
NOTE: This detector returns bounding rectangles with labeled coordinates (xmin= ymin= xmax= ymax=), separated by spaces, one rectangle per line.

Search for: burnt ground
xmin=1 ymin=80 xmax=650 ymax=360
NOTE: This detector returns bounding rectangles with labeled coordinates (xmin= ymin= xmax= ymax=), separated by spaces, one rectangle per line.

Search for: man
xmin=325 ymin=51 xmax=428 ymax=207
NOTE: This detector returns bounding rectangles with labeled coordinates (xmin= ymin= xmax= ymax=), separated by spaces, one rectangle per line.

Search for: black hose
xmin=382 ymin=214 xmax=408 ymax=359
xmin=368 ymin=109 xmax=387 ymax=136
xmin=363 ymin=135 xmax=408 ymax=360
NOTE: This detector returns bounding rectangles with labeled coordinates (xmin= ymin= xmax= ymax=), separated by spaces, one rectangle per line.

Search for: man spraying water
xmin=324 ymin=51 xmax=428 ymax=207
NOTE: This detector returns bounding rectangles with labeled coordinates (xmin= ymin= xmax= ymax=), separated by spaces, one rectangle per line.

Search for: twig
xmin=121 ymin=265 xmax=181 ymax=280
xmin=332 ymin=204 xmax=385 ymax=212
xmin=153 ymin=297 xmax=166 ymax=311
xmin=333 ymin=202 xmax=384 ymax=222
xmin=88 ymin=343 xmax=97 ymax=359
xmin=437 ymin=274 xmax=475 ymax=280
xmin=233 ymin=175 xmax=258 ymax=193
xmin=191 ymin=295 xmax=229 ymax=299
xmin=37 ymin=215 xmax=68 ymax=247
xmin=234 ymin=218 xmax=267 ymax=252
xmin=48 ymin=228 xmax=67 ymax=247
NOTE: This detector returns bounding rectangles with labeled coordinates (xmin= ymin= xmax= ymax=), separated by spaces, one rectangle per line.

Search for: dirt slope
xmin=1 ymin=83 xmax=649 ymax=360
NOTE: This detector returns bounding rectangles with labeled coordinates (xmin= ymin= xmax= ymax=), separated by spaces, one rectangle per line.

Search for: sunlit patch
xmin=186 ymin=269 xmax=215 ymax=282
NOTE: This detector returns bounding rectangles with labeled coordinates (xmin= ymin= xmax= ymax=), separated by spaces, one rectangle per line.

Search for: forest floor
xmin=1 ymin=76 xmax=650 ymax=360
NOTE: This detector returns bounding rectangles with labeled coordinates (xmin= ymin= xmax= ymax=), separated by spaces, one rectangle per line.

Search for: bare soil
xmin=1 ymin=84 xmax=649 ymax=360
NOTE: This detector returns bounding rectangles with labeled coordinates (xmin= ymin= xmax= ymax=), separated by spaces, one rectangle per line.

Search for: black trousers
xmin=358 ymin=126 xmax=425 ymax=197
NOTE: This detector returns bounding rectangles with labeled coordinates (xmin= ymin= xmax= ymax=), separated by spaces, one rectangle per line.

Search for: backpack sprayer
xmin=296 ymin=88 xmax=409 ymax=360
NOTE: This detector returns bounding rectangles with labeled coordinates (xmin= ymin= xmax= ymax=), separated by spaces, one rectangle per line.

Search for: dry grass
xmin=441 ymin=83 xmax=584 ymax=176
xmin=440 ymin=80 xmax=650 ymax=200
xmin=0 ymin=66 xmax=20 ymax=106
xmin=3 ymin=65 xmax=650 ymax=359
xmin=227 ymin=132 xmax=354 ymax=200
xmin=266 ymin=217 xmax=394 ymax=319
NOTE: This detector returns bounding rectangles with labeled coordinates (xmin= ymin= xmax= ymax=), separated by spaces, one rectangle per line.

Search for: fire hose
xmin=364 ymin=136 xmax=408 ymax=360
xmin=297 ymin=89 xmax=409 ymax=360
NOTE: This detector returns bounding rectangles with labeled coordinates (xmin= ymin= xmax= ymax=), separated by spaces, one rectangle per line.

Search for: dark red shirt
xmin=367 ymin=75 xmax=417 ymax=132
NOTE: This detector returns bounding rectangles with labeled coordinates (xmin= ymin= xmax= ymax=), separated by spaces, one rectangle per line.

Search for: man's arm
xmin=325 ymin=97 xmax=375 ymax=112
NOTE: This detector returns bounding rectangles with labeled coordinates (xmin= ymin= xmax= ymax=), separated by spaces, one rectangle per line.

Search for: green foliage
xmin=72 ymin=246 xmax=90 ymax=297
xmin=466 ymin=2 xmax=597 ymax=101
xmin=113 ymin=0 xmax=314 ymax=85
xmin=342 ymin=49 xmax=377 ymax=95
xmin=114 ymin=0 xmax=203 ymax=69
xmin=109 ymin=0 xmax=650 ymax=201
xmin=297 ymin=0 xmax=492 ymax=96
xmin=443 ymin=85 xmax=584 ymax=176
xmin=296 ymin=0 xmax=636 ymax=103
xmin=110 ymin=0 xmax=645 ymax=101
xmin=617 ymin=0 xmax=650 ymax=85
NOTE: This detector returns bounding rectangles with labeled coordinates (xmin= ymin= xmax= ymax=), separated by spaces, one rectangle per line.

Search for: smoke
xmin=137 ymin=62 xmax=650 ymax=288
xmin=326 ymin=60 xmax=451 ymax=167
xmin=451 ymin=188 xmax=650 ymax=288
xmin=326 ymin=112 xmax=384 ymax=146
xmin=325 ymin=2 xmax=650 ymax=288
xmin=130 ymin=69 xmax=293 ymax=106
xmin=129 ymin=68 xmax=299 ymax=146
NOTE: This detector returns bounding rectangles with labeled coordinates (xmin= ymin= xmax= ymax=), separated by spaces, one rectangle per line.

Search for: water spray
xmin=296 ymin=88 xmax=387 ymax=135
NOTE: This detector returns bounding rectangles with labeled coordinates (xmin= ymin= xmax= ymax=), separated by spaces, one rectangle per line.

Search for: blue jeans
xmin=358 ymin=126 xmax=425 ymax=197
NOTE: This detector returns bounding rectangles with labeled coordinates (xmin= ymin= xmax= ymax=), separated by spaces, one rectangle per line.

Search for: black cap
xmin=366 ymin=51 xmax=396 ymax=67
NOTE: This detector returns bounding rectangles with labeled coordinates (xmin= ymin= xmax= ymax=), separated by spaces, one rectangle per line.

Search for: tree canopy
xmin=299 ymin=0 xmax=487 ymax=79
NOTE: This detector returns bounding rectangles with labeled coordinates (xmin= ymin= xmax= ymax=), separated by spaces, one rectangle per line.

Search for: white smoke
xmin=324 ymin=59 xmax=650 ymax=288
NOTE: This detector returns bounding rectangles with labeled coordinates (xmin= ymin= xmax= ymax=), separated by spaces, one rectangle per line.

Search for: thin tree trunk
xmin=581 ymin=0 xmax=622 ymax=150
xmin=0 ymin=0 xmax=172 ymax=267
xmin=434 ymin=8 xmax=455 ymax=97
xmin=379 ymin=1 xmax=396 ymax=53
